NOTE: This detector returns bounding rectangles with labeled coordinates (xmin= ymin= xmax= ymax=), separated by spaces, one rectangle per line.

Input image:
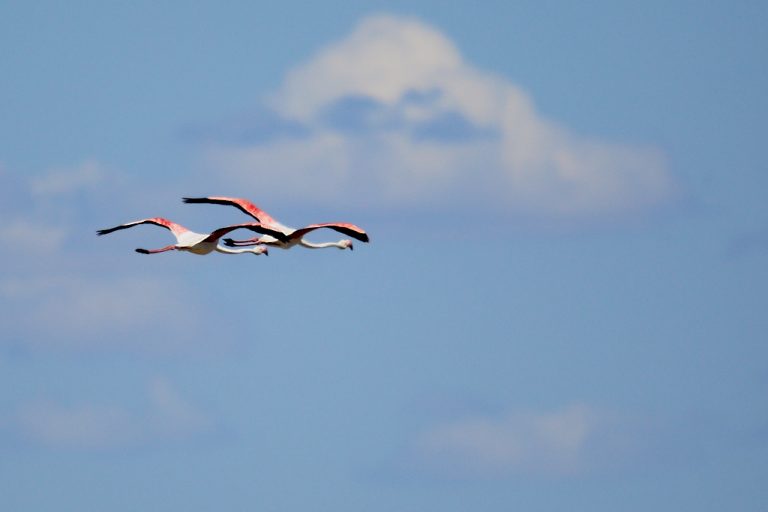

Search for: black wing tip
xmin=96 ymin=226 xmax=120 ymax=236
xmin=345 ymin=230 xmax=369 ymax=243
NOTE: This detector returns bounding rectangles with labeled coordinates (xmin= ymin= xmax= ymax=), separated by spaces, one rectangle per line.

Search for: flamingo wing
xmin=96 ymin=218 xmax=189 ymax=237
xmin=182 ymin=196 xmax=281 ymax=225
xmin=203 ymin=222 xmax=291 ymax=243
xmin=290 ymin=222 xmax=370 ymax=243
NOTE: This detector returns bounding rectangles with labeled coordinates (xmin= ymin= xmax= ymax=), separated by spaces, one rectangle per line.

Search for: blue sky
xmin=1 ymin=1 xmax=767 ymax=510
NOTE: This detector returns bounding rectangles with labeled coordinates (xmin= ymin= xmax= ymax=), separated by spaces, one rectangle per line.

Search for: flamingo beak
xmin=349 ymin=243 xmax=354 ymax=251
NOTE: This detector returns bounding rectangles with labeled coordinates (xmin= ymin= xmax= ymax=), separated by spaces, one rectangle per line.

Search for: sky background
xmin=1 ymin=1 xmax=767 ymax=510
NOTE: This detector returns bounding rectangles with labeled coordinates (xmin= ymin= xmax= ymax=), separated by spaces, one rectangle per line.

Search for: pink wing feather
xmin=96 ymin=217 xmax=189 ymax=237
xmin=290 ymin=222 xmax=370 ymax=243
xmin=182 ymin=196 xmax=280 ymax=225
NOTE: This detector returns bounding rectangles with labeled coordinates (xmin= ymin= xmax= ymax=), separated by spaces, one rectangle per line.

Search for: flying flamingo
xmin=182 ymin=197 xmax=370 ymax=250
xmin=96 ymin=218 xmax=288 ymax=255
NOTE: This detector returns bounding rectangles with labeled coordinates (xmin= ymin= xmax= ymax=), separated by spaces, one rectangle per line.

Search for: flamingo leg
xmin=223 ymin=237 xmax=261 ymax=247
xmin=135 ymin=245 xmax=177 ymax=254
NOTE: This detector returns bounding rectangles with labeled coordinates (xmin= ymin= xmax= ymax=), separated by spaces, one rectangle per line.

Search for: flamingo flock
xmin=97 ymin=197 xmax=369 ymax=257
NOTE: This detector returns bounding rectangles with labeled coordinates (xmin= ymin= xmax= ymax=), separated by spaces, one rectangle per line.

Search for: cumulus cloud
xmin=203 ymin=14 xmax=672 ymax=216
xmin=13 ymin=378 xmax=210 ymax=450
xmin=413 ymin=404 xmax=601 ymax=476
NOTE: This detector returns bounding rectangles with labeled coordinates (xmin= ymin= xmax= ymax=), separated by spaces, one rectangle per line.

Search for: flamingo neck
xmin=215 ymin=245 xmax=262 ymax=255
xmin=299 ymin=239 xmax=346 ymax=249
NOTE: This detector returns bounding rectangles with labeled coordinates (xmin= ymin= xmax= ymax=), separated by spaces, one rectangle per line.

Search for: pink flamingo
xmin=182 ymin=197 xmax=369 ymax=251
xmin=96 ymin=218 xmax=287 ymax=255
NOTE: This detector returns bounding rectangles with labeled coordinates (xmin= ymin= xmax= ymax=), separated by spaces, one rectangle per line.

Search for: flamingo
xmin=182 ymin=197 xmax=370 ymax=250
xmin=96 ymin=218 xmax=288 ymax=255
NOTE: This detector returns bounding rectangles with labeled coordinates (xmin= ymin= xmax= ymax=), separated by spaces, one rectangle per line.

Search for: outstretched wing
xmin=203 ymin=222 xmax=290 ymax=243
xmin=182 ymin=196 xmax=282 ymax=226
xmin=290 ymin=223 xmax=370 ymax=243
xmin=96 ymin=218 xmax=189 ymax=237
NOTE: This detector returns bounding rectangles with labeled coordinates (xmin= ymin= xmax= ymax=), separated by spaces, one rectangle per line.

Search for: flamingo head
xmin=252 ymin=246 xmax=269 ymax=256
xmin=340 ymin=239 xmax=354 ymax=251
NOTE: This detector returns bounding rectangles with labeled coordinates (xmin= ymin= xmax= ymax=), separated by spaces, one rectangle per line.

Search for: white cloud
xmin=17 ymin=402 xmax=139 ymax=449
xmin=0 ymin=218 xmax=67 ymax=253
xmin=0 ymin=159 xmax=134 ymax=265
xmin=30 ymin=159 xmax=107 ymax=197
xmin=204 ymin=14 xmax=672 ymax=216
xmin=14 ymin=378 xmax=210 ymax=450
xmin=414 ymin=404 xmax=599 ymax=476
xmin=0 ymin=276 xmax=203 ymax=350
xmin=0 ymin=161 xmax=236 ymax=354
xmin=272 ymin=15 xmax=464 ymax=122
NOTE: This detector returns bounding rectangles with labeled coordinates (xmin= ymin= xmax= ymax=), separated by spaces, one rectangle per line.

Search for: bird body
xmin=182 ymin=197 xmax=369 ymax=251
xmin=96 ymin=217 xmax=283 ymax=255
